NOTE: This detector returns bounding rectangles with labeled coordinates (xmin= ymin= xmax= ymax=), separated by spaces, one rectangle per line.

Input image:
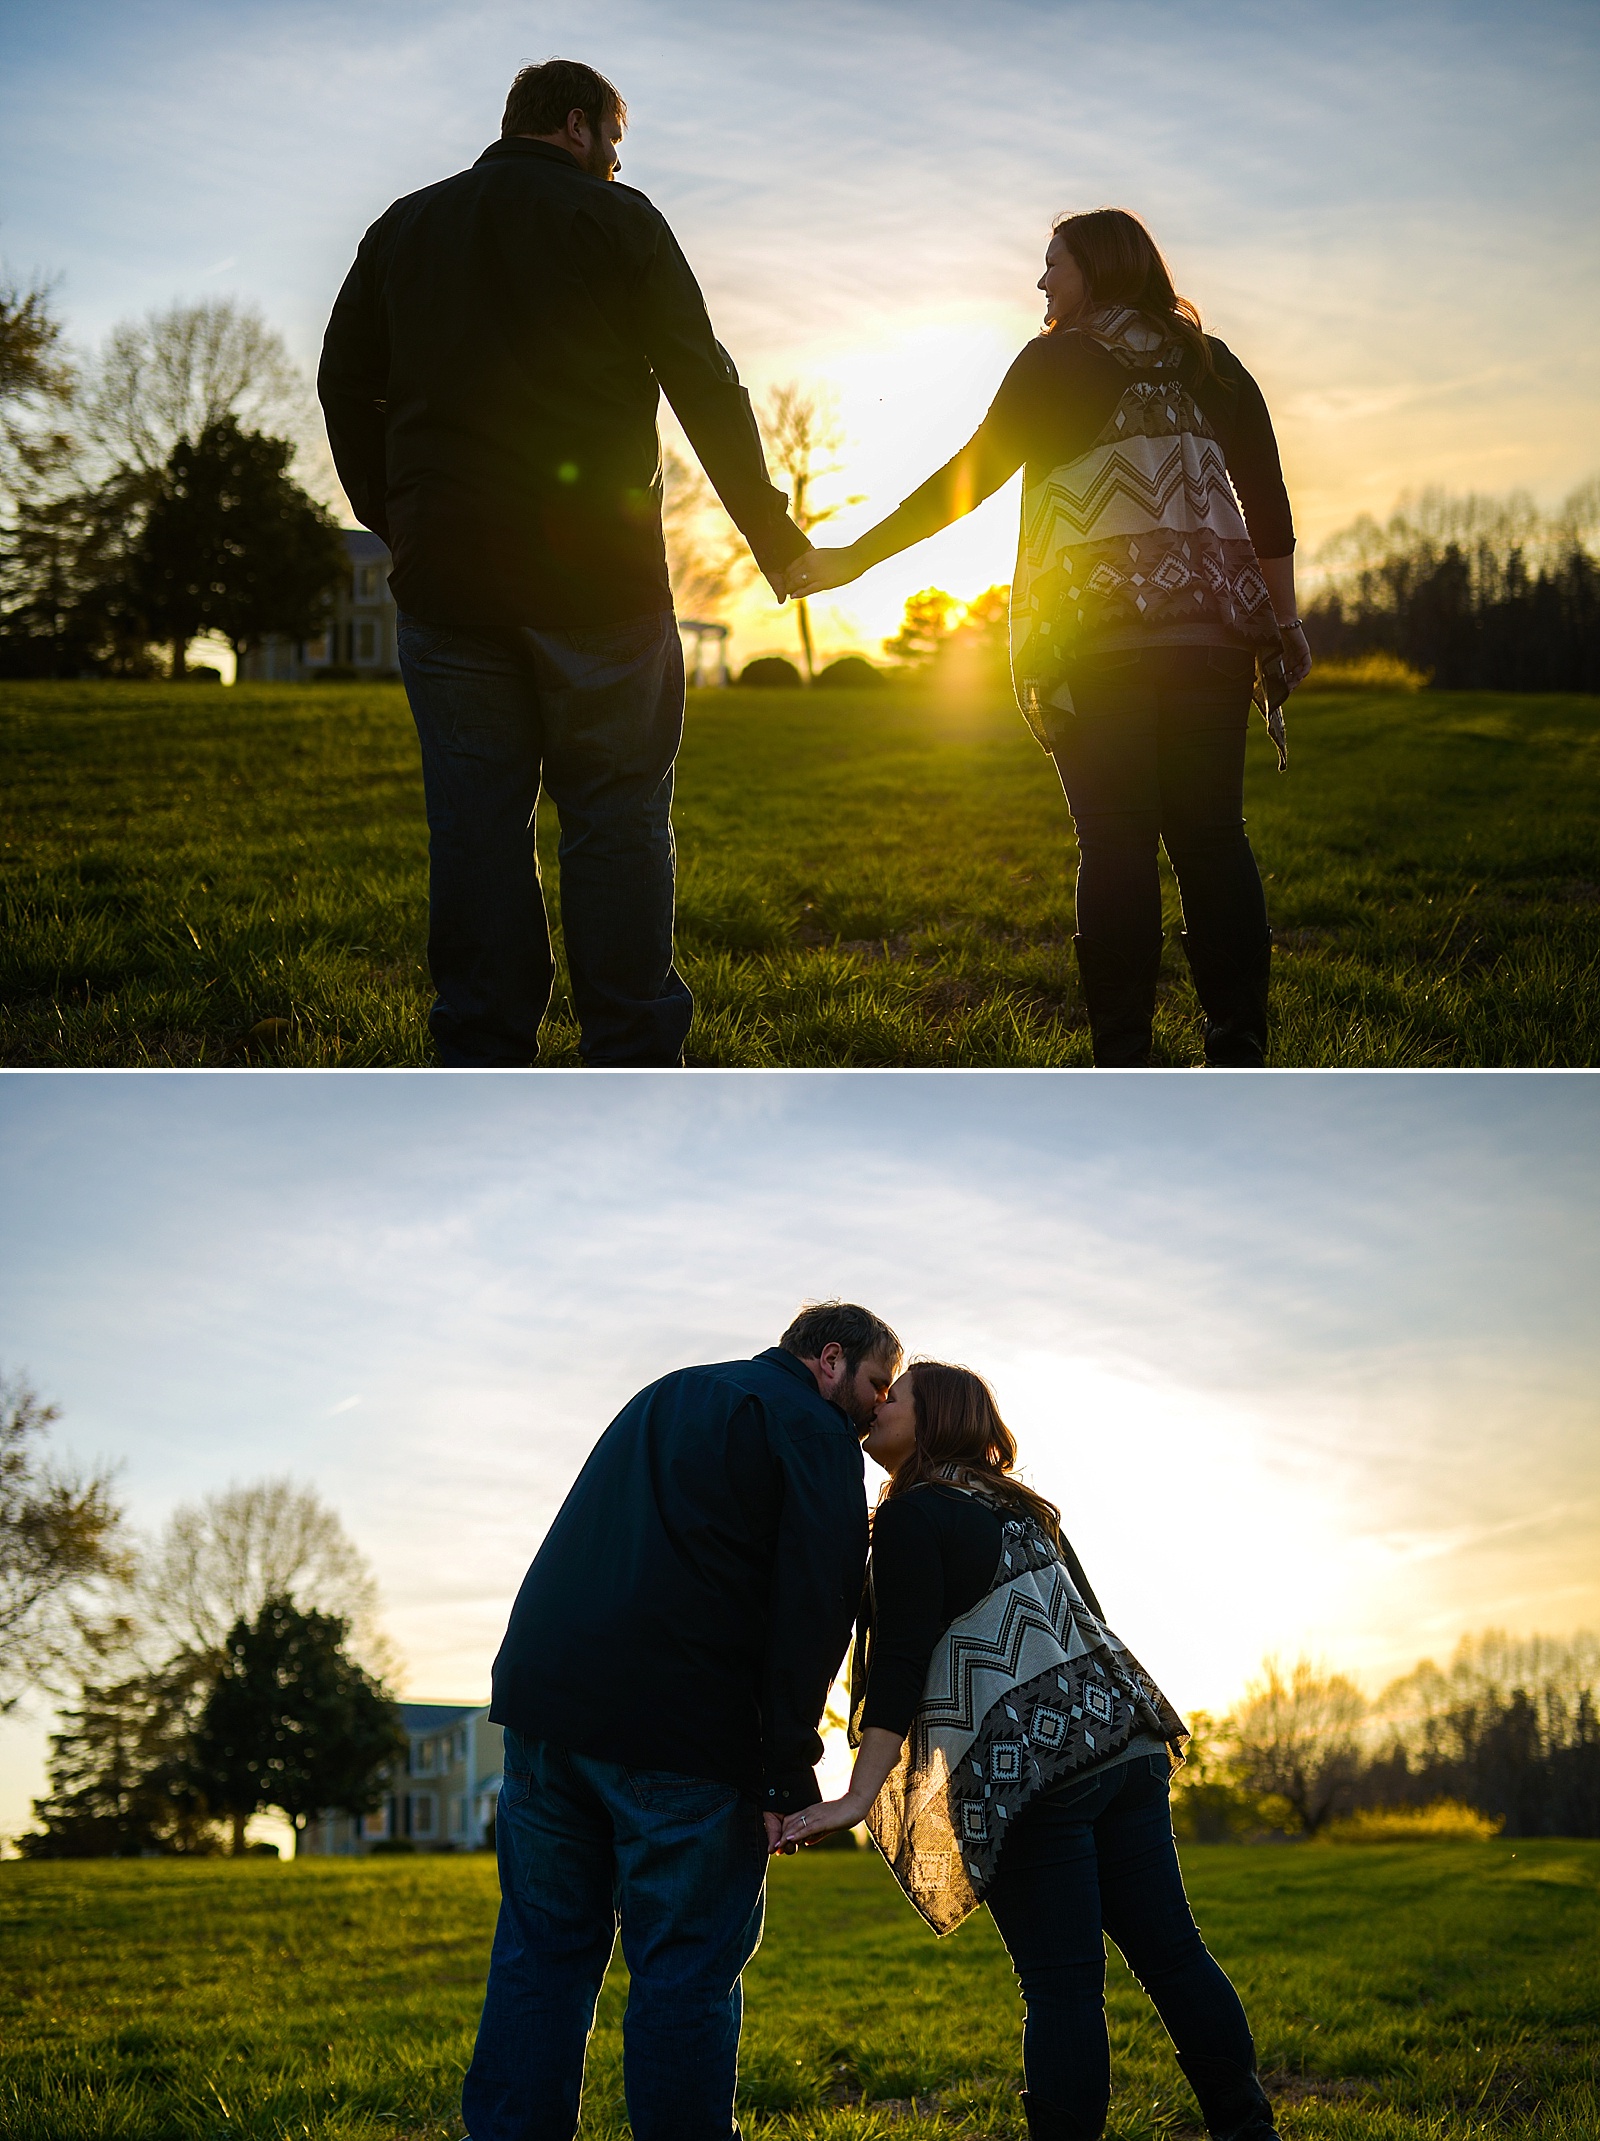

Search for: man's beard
xmin=580 ymin=139 xmax=614 ymax=181
xmin=837 ymin=1375 xmax=878 ymax=1430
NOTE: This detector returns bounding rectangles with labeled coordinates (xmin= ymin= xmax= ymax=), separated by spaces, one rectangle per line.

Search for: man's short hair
xmin=779 ymin=1301 xmax=902 ymax=1376
xmin=502 ymin=58 xmax=627 ymax=141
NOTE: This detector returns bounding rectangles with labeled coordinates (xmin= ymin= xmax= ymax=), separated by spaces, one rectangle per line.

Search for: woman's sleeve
xmin=858 ymin=1496 xmax=949 ymax=1737
xmin=1207 ymin=342 xmax=1295 ymax=559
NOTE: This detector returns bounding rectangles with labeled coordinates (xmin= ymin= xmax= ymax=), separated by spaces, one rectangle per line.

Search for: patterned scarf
xmin=853 ymin=1483 xmax=1187 ymax=1936
xmin=1008 ymin=305 xmax=1289 ymax=769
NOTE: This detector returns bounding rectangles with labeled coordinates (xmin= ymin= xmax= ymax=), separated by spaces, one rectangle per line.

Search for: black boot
xmin=1072 ymin=933 xmax=1162 ymax=1067
xmin=1180 ymin=929 xmax=1272 ymax=1067
xmin=1175 ymin=2051 xmax=1282 ymax=2139
xmin=1019 ymin=2089 xmax=1104 ymax=2141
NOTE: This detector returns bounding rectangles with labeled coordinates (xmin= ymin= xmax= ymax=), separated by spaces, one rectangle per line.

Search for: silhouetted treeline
xmin=1356 ymin=1685 xmax=1600 ymax=1837
xmin=1304 ymin=482 xmax=1600 ymax=692
xmin=1181 ymin=1630 xmax=1600 ymax=1841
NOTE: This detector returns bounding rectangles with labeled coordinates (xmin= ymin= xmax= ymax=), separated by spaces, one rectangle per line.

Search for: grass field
xmin=3 ymin=1841 xmax=1596 ymax=2139
xmin=2 ymin=679 xmax=1597 ymax=1067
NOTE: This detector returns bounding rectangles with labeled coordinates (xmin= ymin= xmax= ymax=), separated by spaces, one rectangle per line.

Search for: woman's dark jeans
xmin=984 ymin=1754 xmax=1275 ymax=2140
xmin=1045 ymin=645 xmax=1271 ymax=1064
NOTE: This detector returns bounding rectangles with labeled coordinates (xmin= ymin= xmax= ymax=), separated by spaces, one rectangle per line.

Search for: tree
xmin=0 ymin=468 xmax=158 ymax=678
xmin=662 ymin=447 xmax=754 ymax=620
xmin=189 ymin=1594 xmax=405 ymax=1853
xmin=760 ymin=383 xmax=863 ymax=682
xmin=0 ymin=270 xmax=76 ymax=509
xmin=1227 ymin=1657 xmax=1366 ymax=1835
xmin=80 ymin=298 xmax=312 ymax=481
xmin=129 ymin=417 xmax=347 ymax=676
xmin=882 ymin=587 xmax=960 ymax=666
xmin=19 ymin=1651 xmax=223 ymax=1858
xmin=0 ymin=1371 xmax=132 ymax=1713
xmin=134 ymin=1475 xmax=390 ymax=1678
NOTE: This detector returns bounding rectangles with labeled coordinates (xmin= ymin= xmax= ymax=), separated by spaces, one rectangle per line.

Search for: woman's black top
xmin=858 ymin=1482 xmax=1106 ymax=1738
xmin=867 ymin=328 xmax=1295 ymax=567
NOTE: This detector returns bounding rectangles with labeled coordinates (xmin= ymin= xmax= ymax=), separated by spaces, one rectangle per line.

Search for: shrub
xmin=1325 ymin=1799 xmax=1504 ymax=1842
xmin=739 ymin=656 xmax=804 ymax=689
xmin=813 ymin=656 xmax=886 ymax=690
xmin=1300 ymin=652 xmax=1431 ymax=693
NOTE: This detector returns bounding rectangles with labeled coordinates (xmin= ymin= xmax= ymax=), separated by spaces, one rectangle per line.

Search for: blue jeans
xmin=397 ymin=610 xmax=693 ymax=1066
xmin=984 ymin=1755 xmax=1275 ymax=2140
xmin=462 ymin=1733 xmax=768 ymax=2141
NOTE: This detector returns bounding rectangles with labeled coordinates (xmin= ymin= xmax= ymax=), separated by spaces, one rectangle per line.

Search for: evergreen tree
xmin=130 ymin=417 xmax=347 ymax=677
xmin=19 ymin=1652 xmax=222 ymax=1858
xmin=189 ymin=1594 xmax=405 ymax=1854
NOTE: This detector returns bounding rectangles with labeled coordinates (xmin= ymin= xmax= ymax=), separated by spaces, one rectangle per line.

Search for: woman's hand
xmin=1280 ymin=620 xmax=1313 ymax=688
xmin=784 ymin=545 xmax=861 ymax=599
xmin=774 ymin=1792 xmax=865 ymax=1853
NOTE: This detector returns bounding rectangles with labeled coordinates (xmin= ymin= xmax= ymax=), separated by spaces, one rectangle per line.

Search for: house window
xmin=362 ymin=1804 xmax=389 ymax=1840
xmin=356 ymin=619 xmax=377 ymax=661
xmin=411 ymin=1793 xmax=436 ymax=1837
xmin=415 ymin=1738 xmax=435 ymax=1774
xmin=457 ymin=1729 xmax=469 ymax=1759
xmin=451 ymin=1796 xmax=468 ymax=1836
xmin=357 ymin=563 xmax=381 ymax=600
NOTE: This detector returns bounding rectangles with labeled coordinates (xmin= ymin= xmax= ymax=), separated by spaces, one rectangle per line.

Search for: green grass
xmin=2 ymin=678 xmax=1597 ymax=1065
xmin=2 ymin=1841 xmax=1596 ymax=2138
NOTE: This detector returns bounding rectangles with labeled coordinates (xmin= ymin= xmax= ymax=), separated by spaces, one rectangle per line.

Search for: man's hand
xmin=761 ymin=566 xmax=790 ymax=606
xmin=1280 ymin=620 xmax=1313 ymax=688
xmin=763 ymin=1811 xmax=786 ymax=1852
xmin=784 ymin=546 xmax=860 ymax=600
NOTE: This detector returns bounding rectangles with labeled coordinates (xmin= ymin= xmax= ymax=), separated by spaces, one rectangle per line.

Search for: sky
xmin=1 ymin=1069 xmax=1596 ymax=1843
xmin=2 ymin=0 xmax=1597 ymax=665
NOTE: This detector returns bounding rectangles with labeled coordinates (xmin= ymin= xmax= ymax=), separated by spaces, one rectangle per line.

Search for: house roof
xmin=399 ymin=1701 xmax=488 ymax=1732
xmin=343 ymin=527 xmax=391 ymax=566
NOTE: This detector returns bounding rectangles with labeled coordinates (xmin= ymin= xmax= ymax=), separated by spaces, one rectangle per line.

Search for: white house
xmin=239 ymin=528 xmax=399 ymax=683
xmin=298 ymin=1701 xmax=504 ymax=1855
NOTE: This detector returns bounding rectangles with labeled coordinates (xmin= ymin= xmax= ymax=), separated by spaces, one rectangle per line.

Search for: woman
xmin=786 ymin=211 xmax=1311 ymax=1067
xmin=779 ymin=1362 xmax=1280 ymax=2141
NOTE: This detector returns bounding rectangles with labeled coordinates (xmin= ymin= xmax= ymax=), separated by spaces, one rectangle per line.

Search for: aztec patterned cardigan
xmin=853 ymin=1487 xmax=1187 ymax=1936
xmin=1009 ymin=304 xmax=1290 ymax=769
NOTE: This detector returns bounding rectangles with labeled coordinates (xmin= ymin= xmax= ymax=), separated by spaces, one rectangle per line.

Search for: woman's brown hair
xmin=879 ymin=1361 xmax=1062 ymax=1539
xmin=1049 ymin=207 xmax=1213 ymax=378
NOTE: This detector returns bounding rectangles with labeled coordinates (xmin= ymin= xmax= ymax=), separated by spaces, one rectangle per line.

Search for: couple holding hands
xmin=321 ymin=58 xmax=1309 ymax=1076
xmin=460 ymin=1303 xmax=1281 ymax=2141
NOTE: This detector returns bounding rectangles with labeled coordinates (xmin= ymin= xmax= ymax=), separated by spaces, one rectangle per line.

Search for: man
xmin=319 ymin=59 xmax=807 ymax=1067
xmin=462 ymin=1301 xmax=902 ymax=2141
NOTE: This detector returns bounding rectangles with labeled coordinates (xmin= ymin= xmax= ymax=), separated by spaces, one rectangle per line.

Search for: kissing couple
xmin=457 ymin=1302 xmax=1281 ymax=2141
xmin=321 ymin=58 xmax=1309 ymax=1074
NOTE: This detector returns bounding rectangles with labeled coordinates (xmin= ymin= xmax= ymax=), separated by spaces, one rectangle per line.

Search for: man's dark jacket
xmin=318 ymin=137 xmax=806 ymax=628
xmin=490 ymin=1348 xmax=868 ymax=1812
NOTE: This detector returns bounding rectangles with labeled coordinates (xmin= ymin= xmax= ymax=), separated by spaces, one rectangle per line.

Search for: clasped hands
xmin=773 ymin=543 xmax=862 ymax=604
xmin=766 ymin=1789 xmax=866 ymax=1855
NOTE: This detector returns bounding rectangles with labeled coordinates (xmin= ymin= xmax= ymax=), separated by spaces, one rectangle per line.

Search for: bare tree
xmin=1227 ymin=1656 xmax=1366 ymax=1835
xmin=759 ymin=383 xmax=862 ymax=682
xmin=135 ymin=1477 xmax=394 ymax=1679
xmin=662 ymin=448 xmax=754 ymax=619
xmin=0 ymin=1371 xmax=132 ymax=1713
xmin=0 ymin=270 xmax=76 ymax=507
xmin=80 ymin=298 xmax=316 ymax=481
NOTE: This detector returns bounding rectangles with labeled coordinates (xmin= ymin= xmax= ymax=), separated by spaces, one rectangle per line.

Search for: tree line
xmin=1303 ymin=481 xmax=1600 ymax=691
xmin=0 ymin=278 xmax=348 ymax=679
xmin=2 ymin=1370 xmax=404 ymax=1856
xmin=1174 ymin=1637 xmax=1600 ymax=1842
